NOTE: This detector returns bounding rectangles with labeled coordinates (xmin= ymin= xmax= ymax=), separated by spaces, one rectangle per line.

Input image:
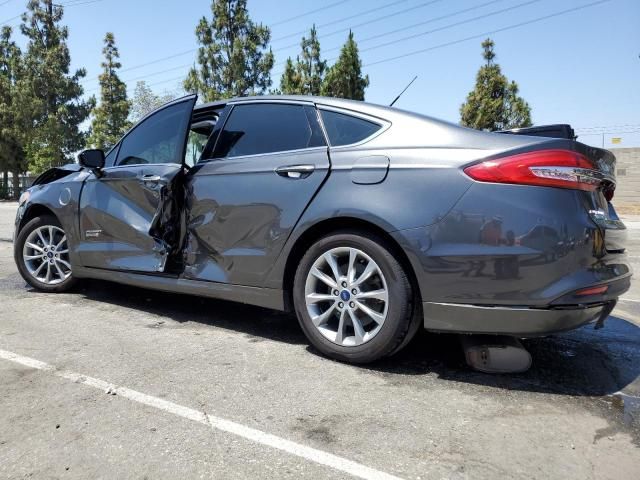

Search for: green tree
xmin=183 ymin=0 xmax=274 ymax=102
xmin=279 ymin=57 xmax=303 ymax=95
xmin=280 ymin=25 xmax=326 ymax=95
xmin=88 ymin=32 xmax=130 ymax=151
xmin=321 ymin=31 xmax=369 ymax=100
xmin=0 ymin=26 xmax=36 ymax=199
xmin=460 ymin=38 xmax=532 ymax=131
xmin=130 ymin=81 xmax=176 ymax=122
xmin=20 ymin=0 xmax=93 ymax=173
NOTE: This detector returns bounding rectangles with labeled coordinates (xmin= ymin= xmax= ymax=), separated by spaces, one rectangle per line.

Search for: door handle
xmin=140 ymin=174 xmax=161 ymax=183
xmin=275 ymin=164 xmax=315 ymax=179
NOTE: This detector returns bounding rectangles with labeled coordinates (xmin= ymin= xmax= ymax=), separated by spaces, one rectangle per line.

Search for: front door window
xmin=116 ymin=100 xmax=194 ymax=166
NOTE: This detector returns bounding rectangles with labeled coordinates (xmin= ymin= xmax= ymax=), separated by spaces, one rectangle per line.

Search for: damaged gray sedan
xmin=14 ymin=95 xmax=631 ymax=363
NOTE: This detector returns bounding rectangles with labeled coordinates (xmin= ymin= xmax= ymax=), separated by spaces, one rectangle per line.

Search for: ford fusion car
xmin=13 ymin=95 xmax=631 ymax=364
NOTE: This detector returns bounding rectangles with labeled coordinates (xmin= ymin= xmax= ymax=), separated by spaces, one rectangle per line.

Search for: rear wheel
xmin=293 ymin=231 xmax=415 ymax=364
xmin=14 ymin=215 xmax=77 ymax=293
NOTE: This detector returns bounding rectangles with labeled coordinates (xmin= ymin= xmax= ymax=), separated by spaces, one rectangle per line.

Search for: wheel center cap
xmin=340 ymin=290 xmax=351 ymax=301
xmin=47 ymin=252 xmax=53 ymax=258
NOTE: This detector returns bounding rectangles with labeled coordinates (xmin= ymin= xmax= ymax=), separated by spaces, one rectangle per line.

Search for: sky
xmin=1 ymin=0 xmax=639 ymax=148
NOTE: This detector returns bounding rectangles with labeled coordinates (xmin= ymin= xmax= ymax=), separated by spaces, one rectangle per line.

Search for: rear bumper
xmin=423 ymin=301 xmax=614 ymax=337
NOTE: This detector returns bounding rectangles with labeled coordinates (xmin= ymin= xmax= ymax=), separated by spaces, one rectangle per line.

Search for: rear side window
xmin=214 ymin=103 xmax=326 ymax=158
xmin=319 ymin=110 xmax=382 ymax=146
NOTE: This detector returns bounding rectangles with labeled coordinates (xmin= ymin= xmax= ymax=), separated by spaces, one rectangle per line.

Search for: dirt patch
xmin=615 ymin=203 xmax=640 ymax=215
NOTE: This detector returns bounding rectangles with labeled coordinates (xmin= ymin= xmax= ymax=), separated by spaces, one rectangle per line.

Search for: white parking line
xmin=0 ymin=348 xmax=402 ymax=480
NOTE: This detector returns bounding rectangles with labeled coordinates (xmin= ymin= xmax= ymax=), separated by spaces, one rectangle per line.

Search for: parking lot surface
xmin=1 ymin=201 xmax=639 ymax=479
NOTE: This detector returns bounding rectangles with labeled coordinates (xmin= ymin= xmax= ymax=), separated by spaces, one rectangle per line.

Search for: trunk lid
xmin=475 ymin=130 xmax=624 ymax=255
xmin=573 ymin=142 xmax=625 ymax=254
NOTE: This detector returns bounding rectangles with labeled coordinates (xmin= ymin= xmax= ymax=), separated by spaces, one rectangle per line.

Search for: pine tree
xmin=321 ymin=31 xmax=369 ymax=100
xmin=88 ymin=33 xmax=130 ymax=151
xmin=0 ymin=27 xmax=36 ymax=198
xmin=130 ymin=81 xmax=176 ymax=122
xmin=279 ymin=57 xmax=303 ymax=95
xmin=20 ymin=0 xmax=93 ymax=173
xmin=183 ymin=0 xmax=274 ymax=102
xmin=460 ymin=38 xmax=532 ymax=131
xmin=280 ymin=25 xmax=326 ymax=95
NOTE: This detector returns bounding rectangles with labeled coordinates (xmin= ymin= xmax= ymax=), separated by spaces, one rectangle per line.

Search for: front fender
xmin=15 ymin=170 xmax=89 ymax=270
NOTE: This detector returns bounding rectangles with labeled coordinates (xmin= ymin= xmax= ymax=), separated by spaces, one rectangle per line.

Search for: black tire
xmin=14 ymin=214 xmax=77 ymax=293
xmin=293 ymin=230 xmax=415 ymax=364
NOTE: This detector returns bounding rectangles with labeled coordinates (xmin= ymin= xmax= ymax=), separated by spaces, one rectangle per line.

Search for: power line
xmin=59 ymin=0 xmax=105 ymax=5
xmin=269 ymin=0 xmax=546 ymax=78
xmin=1 ymin=0 xmax=105 ymax=26
xmin=147 ymin=74 xmax=185 ymax=89
xmin=0 ymin=0 xmax=14 ymax=8
xmin=85 ymin=62 xmax=193 ymax=94
xmin=271 ymin=0 xmax=408 ymax=43
xmin=355 ymin=0 xmax=504 ymax=47
xmin=86 ymin=71 xmax=186 ymax=97
xmin=274 ymin=0 xmax=444 ymax=49
xmin=576 ymin=124 xmax=640 ymax=131
xmin=95 ymin=47 xmax=197 ymax=78
xmin=84 ymin=0 xmax=492 ymax=87
xmin=363 ymin=0 xmax=611 ymax=68
xmin=577 ymin=130 xmax=640 ymax=137
xmin=270 ymin=0 xmax=352 ymax=28
xmin=361 ymin=0 xmax=543 ymax=55
xmin=82 ymin=0 xmax=411 ymax=85
xmin=86 ymin=0 xmax=610 ymax=94
xmin=0 ymin=13 xmax=19 ymax=26
xmin=271 ymin=0 xmax=519 ymax=70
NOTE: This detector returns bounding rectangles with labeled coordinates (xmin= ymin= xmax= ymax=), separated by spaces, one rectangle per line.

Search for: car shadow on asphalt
xmin=77 ymin=279 xmax=309 ymax=345
xmin=369 ymin=319 xmax=640 ymax=398
xmin=77 ymin=279 xmax=640 ymax=399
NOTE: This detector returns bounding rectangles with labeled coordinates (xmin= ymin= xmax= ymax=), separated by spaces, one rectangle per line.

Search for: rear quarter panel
xmin=392 ymin=182 xmax=631 ymax=306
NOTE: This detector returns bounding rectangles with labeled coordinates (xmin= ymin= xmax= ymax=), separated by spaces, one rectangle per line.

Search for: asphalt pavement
xmin=0 ymin=201 xmax=638 ymax=479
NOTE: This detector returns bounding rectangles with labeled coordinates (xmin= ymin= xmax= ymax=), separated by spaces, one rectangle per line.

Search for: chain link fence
xmin=0 ymin=175 xmax=34 ymax=200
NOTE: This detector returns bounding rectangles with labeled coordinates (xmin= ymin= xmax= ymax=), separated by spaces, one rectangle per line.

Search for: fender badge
xmin=85 ymin=229 xmax=102 ymax=238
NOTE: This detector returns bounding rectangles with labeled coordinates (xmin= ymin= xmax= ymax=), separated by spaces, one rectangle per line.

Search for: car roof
xmin=196 ymin=94 xmax=365 ymax=109
xmin=194 ymin=95 xmax=402 ymax=120
xmin=192 ymin=95 xmax=547 ymax=151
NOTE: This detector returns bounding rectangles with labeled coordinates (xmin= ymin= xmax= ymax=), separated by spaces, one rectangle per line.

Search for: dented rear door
xmin=183 ymin=101 xmax=329 ymax=286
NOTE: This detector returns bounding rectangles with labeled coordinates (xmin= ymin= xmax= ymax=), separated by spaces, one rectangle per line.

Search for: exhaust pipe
xmin=460 ymin=335 xmax=532 ymax=374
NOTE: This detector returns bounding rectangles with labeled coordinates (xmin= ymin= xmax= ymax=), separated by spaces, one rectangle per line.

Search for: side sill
xmin=73 ymin=266 xmax=286 ymax=311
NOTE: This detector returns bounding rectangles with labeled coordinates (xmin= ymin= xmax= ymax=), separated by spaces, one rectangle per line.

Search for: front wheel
xmin=293 ymin=231 xmax=414 ymax=364
xmin=14 ymin=214 xmax=77 ymax=293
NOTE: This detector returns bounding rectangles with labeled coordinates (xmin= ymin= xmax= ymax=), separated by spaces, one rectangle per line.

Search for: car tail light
xmin=464 ymin=150 xmax=604 ymax=192
xmin=575 ymin=285 xmax=608 ymax=296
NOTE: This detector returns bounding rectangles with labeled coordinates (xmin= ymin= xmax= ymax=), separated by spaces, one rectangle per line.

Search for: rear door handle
xmin=275 ymin=164 xmax=315 ymax=179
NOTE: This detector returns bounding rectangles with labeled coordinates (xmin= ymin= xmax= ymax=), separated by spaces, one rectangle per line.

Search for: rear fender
xmin=393 ymin=182 xmax=631 ymax=307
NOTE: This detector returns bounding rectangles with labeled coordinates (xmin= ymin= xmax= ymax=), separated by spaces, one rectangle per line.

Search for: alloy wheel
xmin=22 ymin=225 xmax=71 ymax=285
xmin=304 ymin=247 xmax=389 ymax=346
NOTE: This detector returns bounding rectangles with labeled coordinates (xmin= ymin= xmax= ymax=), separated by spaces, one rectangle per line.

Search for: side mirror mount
xmin=78 ymin=149 xmax=105 ymax=174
